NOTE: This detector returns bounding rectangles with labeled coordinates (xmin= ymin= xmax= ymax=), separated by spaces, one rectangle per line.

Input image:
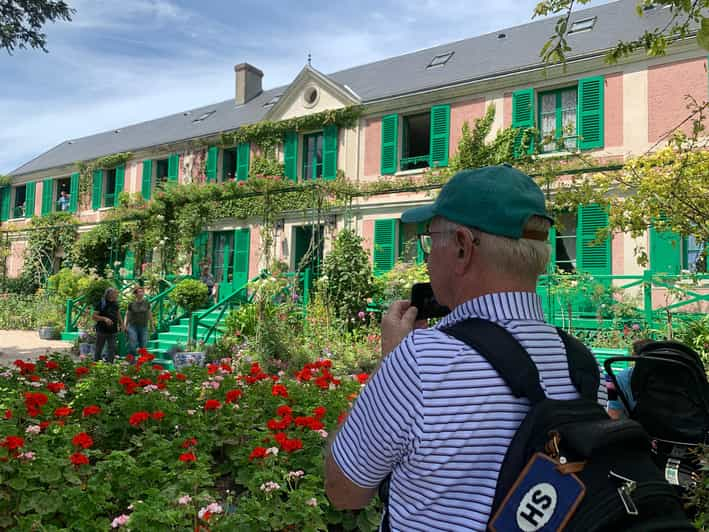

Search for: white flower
xmin=143 ymin=385 xmax=159 ymax=393
xmin=306 ymin=497 xmax=318 ymax=507
xmin=260 ymin=481 xmax=281 ymax=493
xmin=177 ymin=495 xmax=192 ymax=505
xmin=111 ymin=514 xmax=129 ymax=528
xmin=317 ymin=429 xmax=329 ymax=438
xmin=287 ymin=470 xmax=305 ymax=480
xmin=18 ymin=452 xmax=36 ymax=461
xmin=206 ymin=502 xmax=223 ymax=514
xmin=187 ymin=409 xmax=196 ymax=416
xmin=25 ymin=425 xmax=41 ymax=435
xmin=266 ymin=447 xmax=279 ymax=456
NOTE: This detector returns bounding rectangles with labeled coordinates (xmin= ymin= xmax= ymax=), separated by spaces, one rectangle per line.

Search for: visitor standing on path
xmin=92 ymin=287 xmax=122 ymax=363
xmin=124 ymin=287 xmax=152 ymax=356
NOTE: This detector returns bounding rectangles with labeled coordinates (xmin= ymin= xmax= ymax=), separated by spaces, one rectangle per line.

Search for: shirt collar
xmin=436 ymin=291 xmax=545 ymax=328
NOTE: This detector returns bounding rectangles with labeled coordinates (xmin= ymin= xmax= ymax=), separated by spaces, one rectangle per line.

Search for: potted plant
xmin=169 ymin=342 xmax=206 ymax=369
xmin=77 ymin=330 xmax=96 ymax=357
xmin=38 ymin=316 xmax=62 ymax=340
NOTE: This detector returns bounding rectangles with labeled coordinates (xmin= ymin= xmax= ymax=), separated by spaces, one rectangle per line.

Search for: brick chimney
xmin=235 ymin=63 xmax=263 ymax=105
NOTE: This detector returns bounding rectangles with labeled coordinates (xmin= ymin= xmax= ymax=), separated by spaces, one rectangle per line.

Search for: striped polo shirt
xmin=331 ymin=291 xmax=606 ymax=531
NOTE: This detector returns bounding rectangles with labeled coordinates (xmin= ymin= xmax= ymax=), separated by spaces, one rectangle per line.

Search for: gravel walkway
xmin=0 ymin=330 xmax=73 ymax=367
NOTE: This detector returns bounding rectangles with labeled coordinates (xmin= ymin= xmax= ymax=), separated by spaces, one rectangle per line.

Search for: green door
xmin=233 ymin=228 xmax=250 ymax=296
xmin=212 ymin=231 xmax=235 ymax=300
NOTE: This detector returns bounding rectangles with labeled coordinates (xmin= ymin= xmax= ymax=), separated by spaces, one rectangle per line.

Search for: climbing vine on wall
xmin=23 ymin=212 xmax=78 ymax=287
xmin=76 ymin=152 xmax=133 ymax=209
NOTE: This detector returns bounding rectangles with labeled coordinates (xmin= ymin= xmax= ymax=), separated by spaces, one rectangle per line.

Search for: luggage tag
xmin=489 ymin=453 xmax=585 ymax=532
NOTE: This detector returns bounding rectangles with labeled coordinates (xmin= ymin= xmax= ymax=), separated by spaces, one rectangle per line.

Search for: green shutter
xmin=322 ymin=125 xmax=338 ymax=180
xmin=373 ymin=219 xmax=398 ymax=276
xmin=91 ymin=170 xmax=103 ymax=210
xmin=237 ymin=143 xmax=250 ymax=181
xmin=429 ymin=104 xmax=451 ymax=168
xmin=578 ymin=76 xmax=604 ymax=150
xmin=114 ymin=164 xmax=125 ymax=206
xmin=0 ymin=187 xmax=10 ymax=222
xmin=233 ymin=228 xmax=250 ymax=294
xmin=24 ymin=182 xmax=35 ymax=218
xmin=380 ymin=114 xmax=399 ymax=175
xmin=650 ymin=226 xmax=682 ymax=274
xmin=284 ymin=131 xmax=298 ymax=181
xmin=168 ymin=153 xmax=179 ymax=182
xmin=141 ymin=160 xmax=153 ymax=200
xmin=512 ymin=88 xmax=535 ymax=156
xmin=69 ymin=172 xmax=79 ymax=213
xmin=206 ymin=147 xmax=218 ymax=182
xmin=192 ymin=232 xmax=209 ymax=277
xmin=123 ymin=249 xmax=135 ymax=279
xmin=41 ymin=178 xmax=54 ymax=215
xmin=577 ymin=204 xmax=611 ymax=276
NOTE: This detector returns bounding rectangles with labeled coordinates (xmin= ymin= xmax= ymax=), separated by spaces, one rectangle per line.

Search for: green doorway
xmin=293 ymin=225 xmax=324 ymax=281
xmin=212 ymin=228 xmax=250 ymax=301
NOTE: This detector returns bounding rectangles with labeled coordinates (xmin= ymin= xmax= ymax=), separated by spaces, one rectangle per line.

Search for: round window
xmin=303 ymin=87 xmax=319 ymax=107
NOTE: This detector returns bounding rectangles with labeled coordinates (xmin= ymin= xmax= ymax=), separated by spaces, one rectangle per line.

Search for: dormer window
xmin=568 ymin=17 xmax=596 ymax=34
xmin=427 ymin=51 xmax=454 ymax=69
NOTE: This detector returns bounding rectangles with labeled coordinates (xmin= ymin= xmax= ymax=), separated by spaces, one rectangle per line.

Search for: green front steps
xmin=147 ymin=312 xmax=226 ymax=358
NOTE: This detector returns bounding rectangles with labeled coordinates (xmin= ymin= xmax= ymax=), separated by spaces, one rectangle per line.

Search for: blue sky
xmin=0 ymin=0 xmax=612 ymax=174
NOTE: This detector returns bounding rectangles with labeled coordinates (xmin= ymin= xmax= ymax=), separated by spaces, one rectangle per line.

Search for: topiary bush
xmin=318 ymin=229 xmax=374 ymax=323
xmin=168 ymin=279 xmax=209 ymax=314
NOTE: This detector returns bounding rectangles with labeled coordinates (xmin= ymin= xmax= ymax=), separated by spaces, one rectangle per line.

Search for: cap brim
xmin=401 ymin=204 xmax=435 ymax=224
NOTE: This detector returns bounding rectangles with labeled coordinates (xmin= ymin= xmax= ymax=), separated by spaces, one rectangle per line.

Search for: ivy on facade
xmin=76 ymin=152 xmax=133 ymax=209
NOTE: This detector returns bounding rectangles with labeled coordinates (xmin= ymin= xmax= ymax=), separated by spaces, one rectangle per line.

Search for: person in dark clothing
xmin=92 ymin=287 xmax=123 ymax=362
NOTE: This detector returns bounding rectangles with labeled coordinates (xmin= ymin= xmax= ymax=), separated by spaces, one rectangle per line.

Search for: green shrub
xmin=675 ymin=315 xmax=709 ymax=371
xmin=81 ymin=278 xmax=113 ymax=307
xmin=169 ymin=279 xmax=209 ymax=313
xmin=0 ymin=294 xmax=56 ymax=330
xmin=0 ymin=274 xmax=38 ymax=295
xmin=319 ymin=229 xmax=374 ymax=323
xmin=372 ymin=260 xmax=429 ymax=307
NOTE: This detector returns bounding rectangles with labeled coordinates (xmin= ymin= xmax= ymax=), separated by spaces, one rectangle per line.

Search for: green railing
xmin=537 ymin=270 xmax=709 ymax=332
xmin=190 ymin=272 xmax=267 ymax=344
xmin=148 ymin=280 xmax=185 ymax=334
xmin=400 ymin=155 xmax=430 ymax=171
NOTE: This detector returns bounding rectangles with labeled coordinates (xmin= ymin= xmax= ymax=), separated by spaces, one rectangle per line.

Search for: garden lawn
xmin=0 ymin=351 xmax=381 ymax=531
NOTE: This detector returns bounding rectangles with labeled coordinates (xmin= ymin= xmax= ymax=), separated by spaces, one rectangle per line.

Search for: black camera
xmin=410 ymin=282 xmax=450 ymax=321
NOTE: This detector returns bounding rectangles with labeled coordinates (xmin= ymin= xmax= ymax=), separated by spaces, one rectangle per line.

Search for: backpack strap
xmin=556 ymin=328 xmax=600 ymax=402
xmin=441 ymin=318 xmax=546 ymax=405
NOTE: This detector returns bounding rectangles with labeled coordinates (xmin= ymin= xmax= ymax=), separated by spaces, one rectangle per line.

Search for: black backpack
xmin=605 ymin=340 xmax=709 ymax=491
xmin=379 ymin=318 xmax=693 ymax=531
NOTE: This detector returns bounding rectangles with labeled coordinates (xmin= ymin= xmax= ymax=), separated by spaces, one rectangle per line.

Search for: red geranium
xmin=271 ymin=384 xmax=288 ymax=398
xmin=70 ymin=452 xmax=89 ymax=466
xmin=338 ymin=411 xmax=347 ymax=425
xmin=175 ymin=373 xmax=186 ymax=381
xmin=356 ymin=373 xmax=369 ymax=385
xmin=151 ymin=364 xmax=163 ymax=371
xmin=313 ymin=406 xmax=326 ymax=419
xmin=157 ymin=372 xmax=172 ymax=383
xmin=0 ymin=436 xmax=24 ymax=451
xmin=14 ymin=360 xmax=36 ymax=375
xmin=129 ymin=411 xmax=150 ymax=426
xmin=75 ymin=366 xmax=89 ymax=377
xmin=54 ymin=406 xmax=73 ymax=418
xmin=71 ymin=432 xmax=94 ymax=449
xmin=207 ymin=364 xmax=219 ymax=375
xmin=23 ymin=392 xmax=48 ymax=417
xmin=137 ymin=378 xmax=153 ymax=387
xmin=46 ymin=382 xmax=65 ymax=393
xmin=28 ymin=375 xmax=40 ymax=382
xmin=178 ymin=452 xmax=197 ymax=462
xmin=181 ymin=437 xmax=197 ymax=448
xmin=225 ymin=389 xmax=242 ymax=403
xmin=277 ymin=405 xmax=292 ymax=418
xmin=4 ymin=409 xmax=12 ymax=420
xmin=151 ymin=411 xmax=165 ymax=421
xmin=82 ymin=405 xmax=101 ymax=417
xmin=267 ymin=417 xmax=291 ymax=431
xmin=44 ymin=360 xmax=59 ymax=370
xmin=248 ymin=446 xmax=267 ymax=461
xmin=282 ymin=437 xmax=303 ymax=453
xmin=204 ymin=399 xmax=222 ymax=411
xmin=39 ymin=421 xmax=50 ymax=430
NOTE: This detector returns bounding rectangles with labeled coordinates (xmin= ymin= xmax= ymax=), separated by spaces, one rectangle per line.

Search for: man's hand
xmin=381 ymin=300 xmax=422 ymax=357
xmin=104 ymin=318 xmax=113 ymax=327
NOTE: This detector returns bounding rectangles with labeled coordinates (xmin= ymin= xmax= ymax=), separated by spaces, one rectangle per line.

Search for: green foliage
xmin=250 ymin=155 xmax=285 ymax=177
xmin=71 ymin=220 xmax=132 ymax=273
xmin=0 ymin=294 xmax=54 ymax=329
xmin=533 ymin=0 xmax=709 ymax=65
xmin=0 ymin=274 xmax=38 ymax=295
xmin=0 ymin=0 xmax=75 ymax=53
xmin=319 ymin=230 xmax=374 ymax=323
xmin=169 ymin=279 xmax=209 ymax=313
xmin=22 ymin=212 xmax=77 ymax=287
xmin=687 ymin=444 xmax=709 ymax=530
xmin=675 ymin=314 xmax=709 ymax=370
xmin=0 ymin=175 xmax=10 ymax=187
xmin=46 ymin=267 xmax=87 ymax=302
xmin=372 ymin=260 xmax=429 ymax=308
xmin=81 ymin=277 xmax=112 ymax=306
xmin=76 ymin=152 xmax=132 ymax=210
xmin=449 ymin=105 xmax=517 ymax=171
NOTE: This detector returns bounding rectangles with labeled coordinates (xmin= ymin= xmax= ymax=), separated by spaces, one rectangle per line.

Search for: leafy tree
xmin=534 ymin=0 xmax=709 ymax=65
xmin=1 ymin=0 xmax=75 ymax=54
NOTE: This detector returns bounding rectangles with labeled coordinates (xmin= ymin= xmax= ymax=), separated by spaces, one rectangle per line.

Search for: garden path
xmin=0 ymin=330 xmax=73 ymax=366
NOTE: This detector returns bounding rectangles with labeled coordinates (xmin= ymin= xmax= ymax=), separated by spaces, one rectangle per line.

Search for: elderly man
xmin=324 ymin=165 xmax=600 ymax=531
xmin=92 ymin=287 xmax=123 ymax=363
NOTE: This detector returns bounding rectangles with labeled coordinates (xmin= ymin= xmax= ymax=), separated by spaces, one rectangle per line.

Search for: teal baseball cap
xmin=401 ymin=165 xmax=553 ymax=240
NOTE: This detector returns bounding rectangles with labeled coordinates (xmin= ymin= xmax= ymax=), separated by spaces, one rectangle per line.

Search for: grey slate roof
xmin=11 ymin=0 xmax=679 ymax=176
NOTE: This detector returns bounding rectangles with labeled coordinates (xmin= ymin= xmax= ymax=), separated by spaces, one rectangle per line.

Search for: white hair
xmin=434 ymin=216 xmax=551 ymax=280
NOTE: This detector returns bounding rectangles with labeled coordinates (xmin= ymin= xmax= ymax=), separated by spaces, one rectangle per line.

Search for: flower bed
xmin=0 ymin=351 xmax=381 ymax=531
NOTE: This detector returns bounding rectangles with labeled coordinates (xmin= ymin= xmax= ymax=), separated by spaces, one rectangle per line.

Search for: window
xmin=569 ymin=17 xmax=596 ymax=34
xmin=684 ymin=236 xmax=707 ymax=273
xmin=401 ymin=112 xmax=431 ymax=171
xmin=222 ymin=148 xmax=237 ymax=181
xmin=12 ymin=185 xmax=26 ymax=218
xmin=539 ymin=87 xmax=578 ymax=153
xmin=55 ymin=177 xmax=71 ymax=212
xmin=104 ymin=169 xmax=116 ymax=208
xmin=427 ymin=51 xmax=454 ymax=69
xmin=302 ymin=132 xmax=323 ymax=180
xmin=192 ymin=110 xmax=216 ymax=123
xmin=155 ymin=159 xmax=169 ymax=183
xmin=553 ymin=212 xmax=578 ymax=272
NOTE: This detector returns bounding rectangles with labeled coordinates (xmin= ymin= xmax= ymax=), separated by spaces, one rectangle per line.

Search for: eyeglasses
xmin=418 ymin=228 xmax=480 ymax=255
